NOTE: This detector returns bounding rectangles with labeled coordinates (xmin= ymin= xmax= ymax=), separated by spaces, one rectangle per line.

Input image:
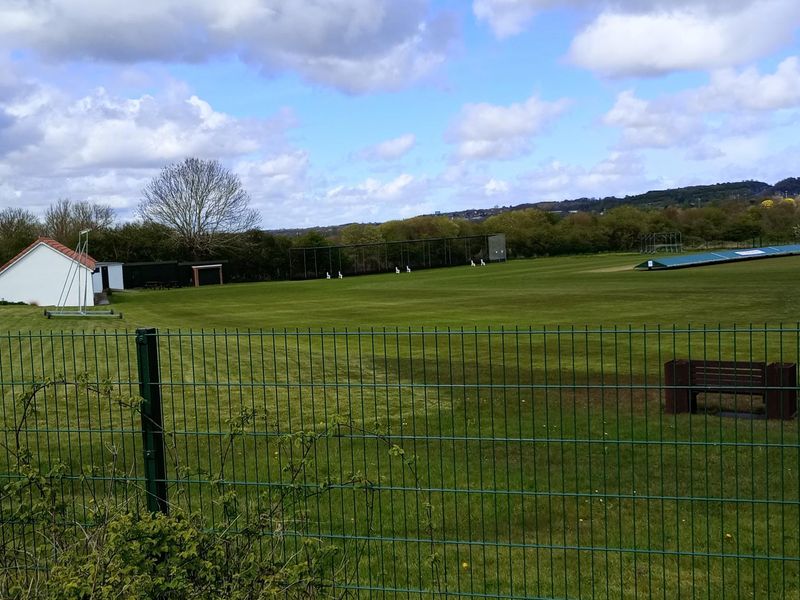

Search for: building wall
xmin=107 ymin=264 xmax=124 ymax=290
xmin=91 ymin=270 xmax=103 ymax=294
xmin=91 ymin=264 xmax=125 ymax=292
xmin=0 ymin=244 xmax=95 ymax=307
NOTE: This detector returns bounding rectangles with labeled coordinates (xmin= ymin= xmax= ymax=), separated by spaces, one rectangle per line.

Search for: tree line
xmin=1 ymin=157 xmax=798 ymax=283
xmin=301 ymin=197 xmax=799 ymax=260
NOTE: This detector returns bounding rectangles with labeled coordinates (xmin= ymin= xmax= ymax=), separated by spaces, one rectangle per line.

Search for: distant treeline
xmin=94 ymin=195 xmax=800 ymax=281
xmin=414 ymin=177 xmax=800 ymax=223
xmin=1 ymin=178 xmax=799 ymax=285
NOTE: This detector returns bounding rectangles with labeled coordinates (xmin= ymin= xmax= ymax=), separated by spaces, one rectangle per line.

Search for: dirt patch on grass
xmin=584 ymin=265 xmax=635 ymax=273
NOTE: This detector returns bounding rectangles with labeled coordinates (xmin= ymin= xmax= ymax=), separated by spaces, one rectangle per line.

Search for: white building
xmin=92 ymin=262 xmax=124 ymax=292
xmin=0 ymin=238 xmax=98 ymax=307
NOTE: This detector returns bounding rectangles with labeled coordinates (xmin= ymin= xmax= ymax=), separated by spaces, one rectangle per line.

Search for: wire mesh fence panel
xmin=288 ymin=234 xmax=501 ymax=279
xmin=1 ymin=325 xmax=799 ymax=598
xmin=0 ymin=330 xmax=144 ymax=586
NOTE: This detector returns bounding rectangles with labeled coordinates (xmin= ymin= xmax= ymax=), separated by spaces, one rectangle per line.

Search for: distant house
xmin=0 ymin=238 xmax=98 ymax=307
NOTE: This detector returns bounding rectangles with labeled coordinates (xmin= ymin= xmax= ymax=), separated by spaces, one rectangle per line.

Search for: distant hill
xmin=436 ymin=180 xmax=776 ymax=221
xmin=267 ymin=178 xmax=795 ymax=237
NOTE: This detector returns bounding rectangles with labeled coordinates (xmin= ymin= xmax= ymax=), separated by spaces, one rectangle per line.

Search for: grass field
xmin=2 ymin=253 xmax=800 ymax=598
xmin=1 ymin=252 xmax=800 ymax=330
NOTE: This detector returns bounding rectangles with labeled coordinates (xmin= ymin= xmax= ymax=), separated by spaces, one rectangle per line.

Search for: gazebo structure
xmin=191 ymin=263 xmax=224 ymax=287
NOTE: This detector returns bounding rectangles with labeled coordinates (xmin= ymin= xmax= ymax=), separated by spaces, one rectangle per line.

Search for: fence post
xmin=765 ymin=362 xmax=798 ymax=420
xmin=664 ymin=359 xmax=692 ymax=414
xmin=136 ymin=327 xmax=169 ymax=514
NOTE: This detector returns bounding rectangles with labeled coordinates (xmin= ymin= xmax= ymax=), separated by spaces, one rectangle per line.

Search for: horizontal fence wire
xmin=1 ymin=325 xmax=799 ymax=598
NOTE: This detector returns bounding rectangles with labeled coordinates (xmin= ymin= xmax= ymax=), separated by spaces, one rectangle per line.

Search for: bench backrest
xmin=689 ymin=360 xmax=766 ymax=389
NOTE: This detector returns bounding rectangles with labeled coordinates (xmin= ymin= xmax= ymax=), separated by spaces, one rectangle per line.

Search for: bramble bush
xmin=1 ymin=377 xmax=441 ymax=599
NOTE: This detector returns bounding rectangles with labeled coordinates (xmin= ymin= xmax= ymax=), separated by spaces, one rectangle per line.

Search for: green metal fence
xmin=2 ymin=325 xmax=799 ymax=598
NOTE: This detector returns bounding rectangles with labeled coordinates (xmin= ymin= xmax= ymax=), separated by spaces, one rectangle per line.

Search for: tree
xmin=773 ymin=177 xmax=800 ymax=198
xmin=0 ymin=208 xmax=41 ymax=264
xmin=339 ymin=223 xmax=384 ymax=246
xmin=90 ymin=222 xmax=178 ymax=263
xmin=379 ymin=216 xmax=459 ymax=241
xmin=555 ymin=212 xmax=608 ymax=254
xmin=484 ymin=209 xmax=557 ymax=257
xmin=139 ymin=158 xmax=260 ymax=258
xmin=44 ymin=199 xmax=114 ymax=248
xmin=599 ymin=206 xmax=648 ymax=250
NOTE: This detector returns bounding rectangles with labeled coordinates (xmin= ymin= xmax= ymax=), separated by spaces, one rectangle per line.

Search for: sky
xmin=0 ymin=1 xmax=799 ymax=229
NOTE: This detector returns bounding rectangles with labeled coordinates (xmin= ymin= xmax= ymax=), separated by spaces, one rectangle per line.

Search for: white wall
xmin=0 ymin=244 xmax=95 ymax=307
xmin=92 ymin=264 xmax=125 ymax=292
xmin=92 ymin=270 xmax=103 ymax=294
xmin=107 ymin=264 xmax=124 ymax=290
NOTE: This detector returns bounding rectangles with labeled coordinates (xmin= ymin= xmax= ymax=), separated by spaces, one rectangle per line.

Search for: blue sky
xmin=0 ymin=0 xmax=799 ymax=228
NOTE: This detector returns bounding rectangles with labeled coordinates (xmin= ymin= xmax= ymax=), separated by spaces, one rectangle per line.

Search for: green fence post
xmin=136 ymin=327 xmax=169 ymax=514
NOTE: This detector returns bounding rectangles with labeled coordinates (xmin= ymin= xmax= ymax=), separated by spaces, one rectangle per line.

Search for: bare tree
xmin=139 ymin=158 xmax=260 ymax=258
xmin=44 ymin=199 xmax=114 ymax=247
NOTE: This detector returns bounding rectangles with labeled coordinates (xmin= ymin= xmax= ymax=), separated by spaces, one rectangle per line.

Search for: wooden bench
xmin=664 ymin=359 xmax=797 ymax=420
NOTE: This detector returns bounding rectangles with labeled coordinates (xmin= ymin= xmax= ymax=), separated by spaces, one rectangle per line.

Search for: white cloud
xmin=514 ymin=151 xmax=654 ymax=200
xmin=327 ymin=173 xmax=416 ymax=203
xmin=3 ymin=86 xmax=286 ymax=173
xmin=474 ymin=1 xmax=799 ymax=78
xmin=360 ymin=133 xmax=416 ymax=160
xmin=447 ymin=94 xmax=569 ymax=160
xmin=0 ymin=68 xmax=304 ymax=220
xmin=603 ymin=91 xmax=699 ymax=148
xmin=234 ymin=151 xmax=315 ymax=228
xmin=484 ymin=178 xmax=509 ymax=196
xmin=473 ymin=0 xmax=544 ymax=38
xmin=0 ymin=0 xmax=456 ymax=94
xmin=270 ymin=173 xmax=427 ymax=225
xmin=604 ymin=58 xmax=800 ymax=152
xmin=568 ymin=1 xmax=800 ymax=77
xmin=690 ymin=56 xmax=800 ymax=112
xmin=238 ymin=151 xmax=310 ymax=196
xmin=430 ymin=150 xmax=655 ymax=211
xmin=474 ymin=1 xmax=781 ymax=38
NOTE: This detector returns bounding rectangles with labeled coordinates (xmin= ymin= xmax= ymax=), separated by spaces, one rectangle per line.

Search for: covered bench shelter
xmin=191 ymin=263 xmax=224 ymax=287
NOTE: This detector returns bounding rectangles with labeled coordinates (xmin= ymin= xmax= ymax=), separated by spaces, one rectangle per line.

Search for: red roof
xmin=0 ymin=237 xmax=97 ymax=274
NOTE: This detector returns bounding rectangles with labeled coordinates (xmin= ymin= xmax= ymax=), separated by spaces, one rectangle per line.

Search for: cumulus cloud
xmin=514 ymin=151 xmax=654 ymax=200
xmin=0 ymin=0 xmax=456 ymax=94
xmin=474 ymin=0 xmax=778 ymax=39
xmin=0 ymin=67 xmax=304 ymax=220
xmin=234 ymin=151 xmax=316 ymax=227
xmin=0 ymin=66 xmax=436 ymax=228
xmin=604 ymin=58 xmax=800 ymax=151
xmin=603 ymin=91 xmax=699 ymax=148
xmin=238 ymin=151 xmax=310 ymax=198
xmin=690 ymin=56 xmax=800 ymax=112
xmin=484 ymin=178 xmax=509 ymax=196
xmin=2 ymin=87 xmax=288 ymax=174
xmin=450 ymin=151 xmax=654 ymax=206
xmin=472 ymin=0 xmax=545 ymax=38
xmin=326 ymin=173 xmax=416 ymax=203
xmin=568 ymin=1 xmax=800 ymax=77
xmin=282 ymin=173 xmax=430 ymax=225
xmin=359 ymin=134 xmax=416 ymax=160
xmin=447 ymin=94 xmax=569 ymax=160
xmin=474 ymin=1 xmax=799 ymax=77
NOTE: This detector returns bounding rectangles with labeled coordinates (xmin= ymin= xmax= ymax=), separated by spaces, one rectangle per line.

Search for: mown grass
xmin=1 ymin=252 xmax=800 ymax=330
xmin=2 ymin=253 xmax=800 ymax=598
